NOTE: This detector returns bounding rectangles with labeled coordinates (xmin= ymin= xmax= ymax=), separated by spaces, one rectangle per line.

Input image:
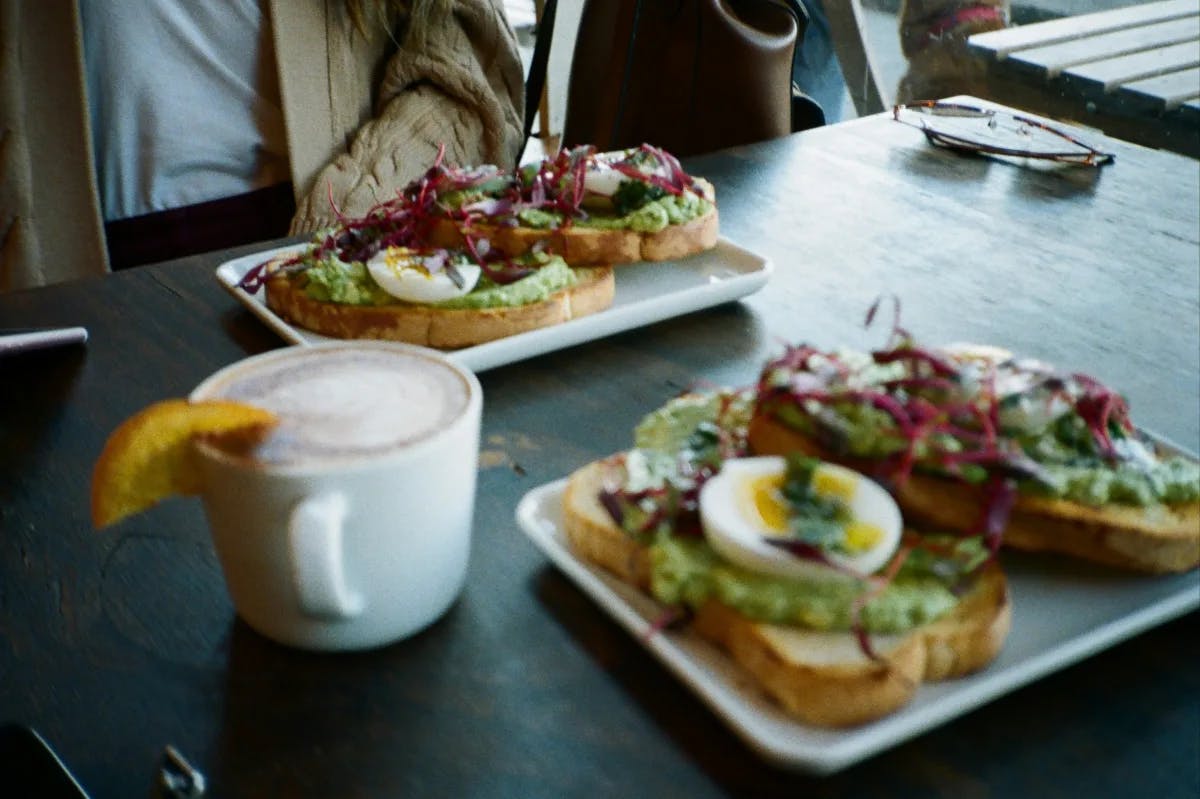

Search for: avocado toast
xmin=237 ymin=158 xmax=615 ymax=348
xmin=250 ymin=246 xmax=612 ymax=349
xmin=562 ymin=390 xmax=1010 ymax=727
xmin=236 ymin=143 xmax=725 ymax=347
xmin=423 ymin=144 xmax=719 ymax=265
xmin=749 ymin=334 xmax=1200 ymax=573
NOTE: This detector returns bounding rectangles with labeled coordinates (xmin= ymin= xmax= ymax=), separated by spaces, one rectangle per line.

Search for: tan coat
xmin=0 ymin=0 xmax=524 ymax=292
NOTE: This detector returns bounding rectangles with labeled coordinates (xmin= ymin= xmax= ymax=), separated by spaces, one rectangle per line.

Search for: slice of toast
xmin=263 ymin=265 xmax=614 ymax=349
xmin=426 ymin=204 xmax=720 ymax=265
xmin=747 ymin=413 xmax=1200 ymax=574
xmin=562 ymin=456 xmax=1011 ymax=728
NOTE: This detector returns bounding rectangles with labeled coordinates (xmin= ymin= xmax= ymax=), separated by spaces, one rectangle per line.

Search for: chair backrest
xmin=823 ymin=0 xmax=890 ymax=115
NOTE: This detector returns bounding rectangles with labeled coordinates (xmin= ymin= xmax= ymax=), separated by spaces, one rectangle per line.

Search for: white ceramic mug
xmin=189 ymin=342 xmax=482 ymax=651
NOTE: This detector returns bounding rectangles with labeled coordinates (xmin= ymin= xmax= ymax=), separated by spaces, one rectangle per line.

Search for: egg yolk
xmin=843 ymin=520 xmax=883 ymax=552
xmin=813 ymin=469 xmax=855 ymax=502
xmin=742 ymin=467 xmax=883 ymax=553
xmin=744 ymin=474 xmax=790 ymax=535
xmin=383 ymin=247 xmax=429 ymax=276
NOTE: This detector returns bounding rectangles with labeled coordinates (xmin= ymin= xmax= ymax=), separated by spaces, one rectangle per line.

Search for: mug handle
xmin=288 ymin=492 xmax=366 ymax=619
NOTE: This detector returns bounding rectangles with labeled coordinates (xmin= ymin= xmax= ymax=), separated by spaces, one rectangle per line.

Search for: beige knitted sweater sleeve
xmin=290 ymin=0 xmax=525 ymax=233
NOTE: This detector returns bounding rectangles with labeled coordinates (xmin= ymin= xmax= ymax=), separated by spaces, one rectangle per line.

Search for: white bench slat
xmin=1062 ymin=42 xmax=1200 ymax=95
xmin=1007 ymin=17 xmax=1200 ymax=78
xmin=1122 ymin=66 xmax=1200 ymax=109
xmin=970 ymin=0 xmax=1197 ymax=59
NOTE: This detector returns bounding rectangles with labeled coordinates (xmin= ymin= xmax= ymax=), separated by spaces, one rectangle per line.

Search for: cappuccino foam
xmin=197 ymin=346 xmax=472 ymax=466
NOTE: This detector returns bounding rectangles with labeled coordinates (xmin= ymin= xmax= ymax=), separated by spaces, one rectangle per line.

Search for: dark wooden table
xmin=969 ymin=0 xmax=1200 ymax=158
xmin=2 ymin=103 xmax=1198 ymax=797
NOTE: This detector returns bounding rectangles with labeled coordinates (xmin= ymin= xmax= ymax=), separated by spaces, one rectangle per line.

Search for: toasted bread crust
xmin=747 ymin=413 xmax=1200 ymax=574
xmin=691 ymin=599 xmax=927 ymax=727
xmin=263 ymin=266 xmax=614 ymax=349
xmin=917 ymin=563 xmax=1010 ymax=681
xmin=562 ymin=454 xmax=1010 ymax=727
xmin=562 ymin=458 xmax=654 ymax=589
xmin=426 ymin=203 xmax=720 ymax=265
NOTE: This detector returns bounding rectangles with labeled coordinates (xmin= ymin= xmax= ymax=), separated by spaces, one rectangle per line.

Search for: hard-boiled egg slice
xmin=366 ymin=247 xmax=481 ymax=304
xmin=581 ymin=157 xmax=625 ymax=198
xmin=699 ymin=456 xmax=902 ymax=581
xmin=941 ymin=342 xmax=1071 ymax=432
xmin=582 ymin=149 xmax=672 ymax=198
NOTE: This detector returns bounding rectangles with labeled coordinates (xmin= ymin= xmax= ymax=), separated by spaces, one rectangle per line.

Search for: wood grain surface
xmin=1 ymin=105 xmax=1197 ymax=798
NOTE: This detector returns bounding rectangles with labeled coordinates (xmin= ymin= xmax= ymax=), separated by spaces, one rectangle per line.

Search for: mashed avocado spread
xmin=622 ymin=392 xmax=979 ymax=634
xmin=770 ymin=402 xmax=1200 ymax=508
xmin=299 ymin=253 xmax=576 ymax=309
xmin=516 ymin=191 xmax=711 ymax=234
xmin=435 ymin=259 xmax=576 ymax=309
xmin=651 ymin=536 xmax=965 ymax=633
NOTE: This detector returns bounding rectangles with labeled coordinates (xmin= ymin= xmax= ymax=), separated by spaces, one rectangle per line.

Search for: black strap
xmin=521 ymin=0 xmax=559 ymax=159
xmin=610 ymin=0 xmax=646 ymax=150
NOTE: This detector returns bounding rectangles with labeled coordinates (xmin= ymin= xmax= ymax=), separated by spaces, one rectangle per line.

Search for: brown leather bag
xmin=560 ymin=0 xmax=809 ymax=157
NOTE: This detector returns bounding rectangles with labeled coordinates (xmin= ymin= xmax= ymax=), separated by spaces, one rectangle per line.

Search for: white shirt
xmin=80 ymin=0 xmax=290 ymax=222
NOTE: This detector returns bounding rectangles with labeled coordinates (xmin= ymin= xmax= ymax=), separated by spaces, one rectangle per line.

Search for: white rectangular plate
xmin=515 ymin=478 xmax=1200 ymax=775
xmin=215 ymin=238 xmax=771 ymax=373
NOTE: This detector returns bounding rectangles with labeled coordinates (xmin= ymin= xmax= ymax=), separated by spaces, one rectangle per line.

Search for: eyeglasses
xmin=893 ymin=101 xmax=1115 ymax=166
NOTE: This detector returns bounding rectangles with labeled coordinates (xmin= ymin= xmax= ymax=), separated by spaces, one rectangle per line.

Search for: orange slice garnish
xmin=90 ymin=399 xmax=278 ymax=529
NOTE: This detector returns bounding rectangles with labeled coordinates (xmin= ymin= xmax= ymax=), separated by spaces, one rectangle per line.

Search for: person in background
xmin=792 ymin=0 xmax=1010 ymax=121
xmin=794 ymin=0 xmax=849 ymax=124
xmin=896 ymin=0 xmax=1010 ymax=103
xmin=1 ymin=0 xmax=523 ymax=291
